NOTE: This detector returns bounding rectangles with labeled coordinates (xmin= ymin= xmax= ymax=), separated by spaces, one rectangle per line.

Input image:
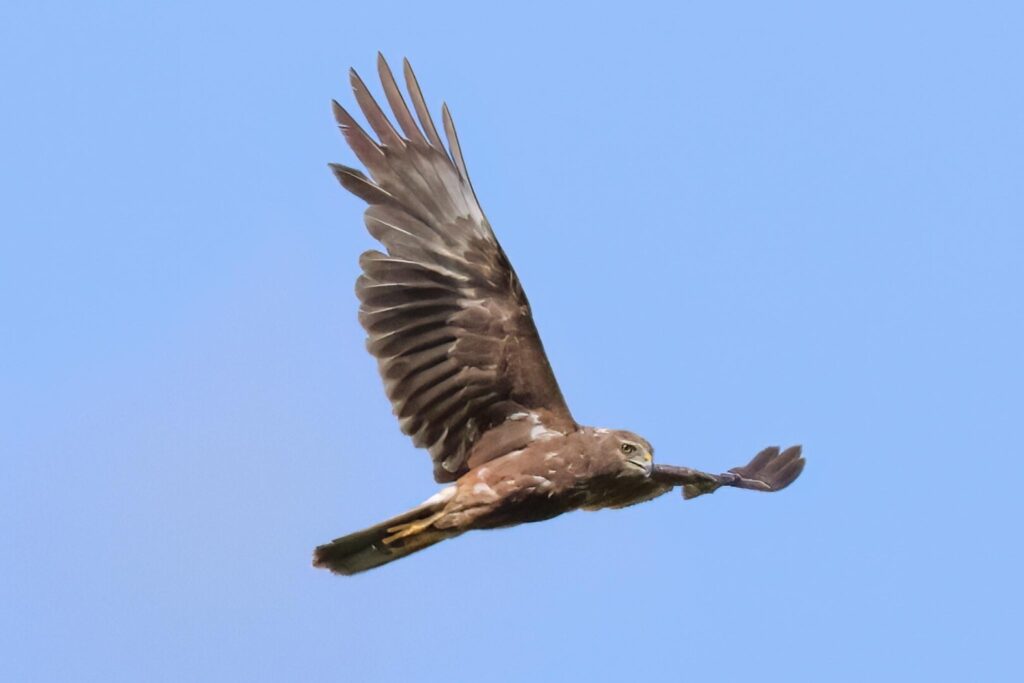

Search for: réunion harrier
xmin=313 ymin=55 xmax=805 ymax=575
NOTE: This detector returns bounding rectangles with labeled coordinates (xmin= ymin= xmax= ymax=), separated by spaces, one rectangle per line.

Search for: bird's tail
xmin=312 ymin=490 xmax=460 ymax=575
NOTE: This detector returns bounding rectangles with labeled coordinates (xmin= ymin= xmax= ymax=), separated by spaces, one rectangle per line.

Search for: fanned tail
xmin=313 ymin=491 xmax=459 ymax=575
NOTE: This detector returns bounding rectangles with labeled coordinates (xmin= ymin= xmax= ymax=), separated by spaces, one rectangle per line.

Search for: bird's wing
xmin=332 ymin=55 xmax=576 ymax=483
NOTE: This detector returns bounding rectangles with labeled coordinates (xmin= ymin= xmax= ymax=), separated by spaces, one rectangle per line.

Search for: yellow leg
xmin=383 ymin=510 xmax=446 ymax=546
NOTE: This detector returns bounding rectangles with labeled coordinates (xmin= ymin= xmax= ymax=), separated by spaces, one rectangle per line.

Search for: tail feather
xmin=313 ymin=495 xmax=459 ymax=575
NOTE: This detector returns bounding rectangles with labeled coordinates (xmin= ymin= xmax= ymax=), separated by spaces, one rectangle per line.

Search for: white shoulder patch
xmin=529 ymin=423 xmax=559 ymax=441
xmin=509 ymin=411 xmax=558 ymax=441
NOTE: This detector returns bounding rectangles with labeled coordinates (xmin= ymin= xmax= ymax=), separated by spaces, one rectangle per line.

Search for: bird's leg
xmin=651 ymin=445 xmax=804 ymax=500
xmin=382 ymin=510 xmax=446 ymax=545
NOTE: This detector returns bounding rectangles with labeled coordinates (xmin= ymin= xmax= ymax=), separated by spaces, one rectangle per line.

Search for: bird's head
xmin=608 ymin=430 xmax=655 ymax=477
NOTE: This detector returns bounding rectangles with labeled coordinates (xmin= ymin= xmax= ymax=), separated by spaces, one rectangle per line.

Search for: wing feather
xmin=332 ymin=57 xmax=575 ymax=482
xmin=377 ymin=53 xmax=428 ymax=147
xmin=441 ymin=102 xmax=472 ymax=188
xmin=402 ymin=58 xmax=447 ymax=152
xmin=349 ymin=68 xmax=405 ymax=150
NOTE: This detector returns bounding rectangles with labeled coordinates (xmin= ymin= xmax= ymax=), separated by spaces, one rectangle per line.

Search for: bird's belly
xmin=472 ymin=490 xmax=584 ymax=529
xmin=444 ymin=470 xmax=586 ymax=530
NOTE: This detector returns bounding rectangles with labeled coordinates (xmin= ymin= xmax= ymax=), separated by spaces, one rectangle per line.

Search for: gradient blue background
xmin=3 ymin=2 xmax=1022 ymax=680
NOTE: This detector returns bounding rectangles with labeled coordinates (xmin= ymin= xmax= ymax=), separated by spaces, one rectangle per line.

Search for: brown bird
xmin=313 ymin=55 xmax=805 ymax=575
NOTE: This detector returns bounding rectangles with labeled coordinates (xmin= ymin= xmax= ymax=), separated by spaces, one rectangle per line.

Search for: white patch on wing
xmin=471 ymin=482 xmax=498 ymax=500
xmin=423 ymin=486 xmax=456 ymax=506
xmin=507 ymin=410 xmax=561 ymax=441
xmin=529 ymin=424 xmax=559 ymax=441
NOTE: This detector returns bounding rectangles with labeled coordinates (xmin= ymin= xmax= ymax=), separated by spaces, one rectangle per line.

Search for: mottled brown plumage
xmin=313 ymin=55 xmax=805 ymax=575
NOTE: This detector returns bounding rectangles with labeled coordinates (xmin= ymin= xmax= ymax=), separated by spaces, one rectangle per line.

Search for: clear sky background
xmin=3 ymin=2 xmax=1022 ymax=681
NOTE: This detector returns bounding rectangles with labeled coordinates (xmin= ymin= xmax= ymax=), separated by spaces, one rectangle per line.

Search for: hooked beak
xmin=627 ymin=451 xmax=654 ymax=475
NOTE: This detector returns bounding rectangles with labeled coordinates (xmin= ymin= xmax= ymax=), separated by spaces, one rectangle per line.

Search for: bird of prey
xmin=313 ymin=55 xmax=805 ymax=575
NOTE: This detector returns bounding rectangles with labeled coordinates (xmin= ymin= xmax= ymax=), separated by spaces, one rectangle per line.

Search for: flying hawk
xmin=313 ymin=55 xmax=805 ymax=575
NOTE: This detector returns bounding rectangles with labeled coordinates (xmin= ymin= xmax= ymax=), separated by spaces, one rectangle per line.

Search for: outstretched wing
xmin=726 ymin=445 xmax=805 ymax=492
xmin=652 ymin=446 xmax=805 ymax=499
xmin=331 ymin=55 xmax=575 ymax=482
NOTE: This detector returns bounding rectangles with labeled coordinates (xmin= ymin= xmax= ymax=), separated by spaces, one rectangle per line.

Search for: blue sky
xmin=3 ymin=1 xmax=1022 ymax=680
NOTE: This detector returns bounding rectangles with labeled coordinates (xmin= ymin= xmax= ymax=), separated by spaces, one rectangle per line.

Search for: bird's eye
xmin=620 ymin=443 xmax=637 ymax=455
